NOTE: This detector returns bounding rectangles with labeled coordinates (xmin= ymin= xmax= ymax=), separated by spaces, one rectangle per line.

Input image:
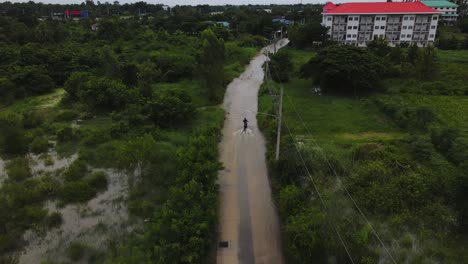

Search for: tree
xmin=288 ymin=21 xmax=328 ymax=48
xmin=269 ymin=49 xmax=293 ymax=82
xmin=137 ymin=61 xmax=161 ymax=97
xmin=367 ymin=36 xmax=391 ymax=57
xmin=300 ymin=45 xmax=385 ymax=96
xmin=198 ymin=29 xmax=225 ymax=103
xmin=0 ymin=78 xmax=15 ymax=104
xmin=407 ymin=43 xmax=419 ymax=64
xmin=149 ymin=88 xmax=195 ymax=127
xmin=415 ymin=45 xmax=438 ymax=80
xmin=11 ymin=65 xmax=55 ymax=95
xmin=0 ymin=113 xmax=28 ymax=155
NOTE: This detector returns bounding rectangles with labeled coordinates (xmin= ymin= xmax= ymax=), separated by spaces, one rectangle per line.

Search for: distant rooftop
xmin=421 ymin=0 xmax=458 ymax=8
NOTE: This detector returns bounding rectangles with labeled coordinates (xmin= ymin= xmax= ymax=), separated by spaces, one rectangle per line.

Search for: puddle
xmin=18 ymin=168 xmax=131 ymax=264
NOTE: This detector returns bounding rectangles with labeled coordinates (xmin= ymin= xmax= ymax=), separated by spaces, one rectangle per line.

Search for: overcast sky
xmin=1 ymin=0 xmax=341 ymax=6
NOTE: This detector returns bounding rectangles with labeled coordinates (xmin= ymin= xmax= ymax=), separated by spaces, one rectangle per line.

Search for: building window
xmin=380 ymin=26 xmax=385 ymax=30
xmin=410 ymin=17 xmax=414 ymax=20
xmin=355 ymin=17 xmax=359 ymax=21
xmin=382 ymin=17 xmax=386 ymax=21
xmin=403 ymin=26 xmax=407 ymax=29
xmin=348 ymin=26 xmax=352 ymax=29
xmin=376 ymin=17 xmax=381 ymax=21
xmin=401 ymin=34 xmax=405 ymax=38
xmin=375 ymin=26 xmax=379 ymax=29
xmin=347 ymin=34 xmax=351 ymax=38
xmin=430 ymin=34 xmax=434 ymax=38
xmin=409 ymin=26 xmax=413 ymax=29
xmin=404 ymin=17 xmax=409 ymax=21
xmin=433 ymin=16 xmax=438 ymax=20
xmin=431 ymin=25 xmax=436 ymax=29
xmin=353 ymin=26 xmax=358 ymax=29
xmin=352 ymin=34 xmax=357 ymax=37
xmin=327 ymin=17 xmax=332 ymax=21
xmin=407 ymin=34 xmax=412 ymax=38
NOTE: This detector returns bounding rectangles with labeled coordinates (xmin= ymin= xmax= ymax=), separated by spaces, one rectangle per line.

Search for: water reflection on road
xmin=217 ymin=40 xmax=288 ymax=264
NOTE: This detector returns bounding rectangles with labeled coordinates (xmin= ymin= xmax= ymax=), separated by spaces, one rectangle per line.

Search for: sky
xmin=1 ymin=0 xmax=338 ymax=6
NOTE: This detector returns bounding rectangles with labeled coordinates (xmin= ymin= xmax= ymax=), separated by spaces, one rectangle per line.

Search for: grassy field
xmin=437 ymin=49 xmax=468 ymax=64
xmin=377 ymin=94 xmax=468 ymax=136
xmin=259 ymin=46 xmax=468 ymax=263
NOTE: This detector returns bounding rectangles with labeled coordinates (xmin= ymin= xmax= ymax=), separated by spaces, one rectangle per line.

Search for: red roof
xmin=322 ymin=1 xmax=440 ymax=14
xmin=323 ymin=2 xmax=337 ymax=10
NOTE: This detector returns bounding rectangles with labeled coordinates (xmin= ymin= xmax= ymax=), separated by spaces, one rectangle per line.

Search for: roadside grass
xmin=277 ymin=78 xmax=397 ymax=140
xmin=287 ymin=48 xmax=316 ymax=75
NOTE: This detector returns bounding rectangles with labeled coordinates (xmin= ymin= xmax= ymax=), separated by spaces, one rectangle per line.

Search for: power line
xmin=282 ymin=118 xmax=356 ymax=264
xmin=263 ymin=50 xmax=355 ymax=264
xmin=265 ymin=49 xmax=397 ymax=264
xmin=283 ymin=92 xmax=397 ymax=264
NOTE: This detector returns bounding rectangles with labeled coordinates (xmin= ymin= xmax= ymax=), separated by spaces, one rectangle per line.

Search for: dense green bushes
xmin=300 ymin=45 xmax=385 ymax=96
xmin=109 ymin=125 xmax=222 ymax=263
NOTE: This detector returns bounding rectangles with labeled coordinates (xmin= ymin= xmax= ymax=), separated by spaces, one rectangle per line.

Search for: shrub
xmin=6 ymin=157 xmax=32 ymax=181
xmin=30 ymin=137 xmax=51 ymax=154
xmin=0 ymin=113 xmax=28 ymax=155
xmin=63 ymin=159 xmax=88 ymax=181
xmin=66 ymin=242 xmax=87 ymax=261
xmin=85 ymin=171 xmax=108 ymax=192
xmin=45 ymin=212 xmax=63 ymax=229
xmin=54 ymin=110 xmax=79 ymax=122
xmin=56 ymin=125 xmax=73 ymax=142
xmin=22 ymin=111 xmax=44 ymax=129
xmin=59 ymin=181 xmax=96 ymax=203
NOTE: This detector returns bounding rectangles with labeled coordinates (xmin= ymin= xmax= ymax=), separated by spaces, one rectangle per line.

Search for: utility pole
xmin=275 ymin=85 xmax=283 ymax=161
xmin=273 ymin=32 xmax=277 ymax=53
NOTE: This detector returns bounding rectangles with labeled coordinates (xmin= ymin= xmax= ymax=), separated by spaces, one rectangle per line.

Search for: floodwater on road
xmin=217 ymin=40 xmax=288 ymax=264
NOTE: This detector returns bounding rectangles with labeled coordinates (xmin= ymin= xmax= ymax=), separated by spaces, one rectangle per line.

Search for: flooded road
xmin=217 ymin=40 xmax=288 ymax=264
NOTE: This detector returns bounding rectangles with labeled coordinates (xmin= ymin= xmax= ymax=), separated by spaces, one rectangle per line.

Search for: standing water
xmin=217 ymin=40 xmax=288 ymax=264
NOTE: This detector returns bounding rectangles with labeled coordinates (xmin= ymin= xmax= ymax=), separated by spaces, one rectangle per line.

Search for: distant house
xmin=322 ymin=1 xmax=441 ymax=47
xmin=216 ymin=21 xmax=230 ymax=28
xmin=64 ymin=10 xmax=88 ymax=19
xmin=263 ymin=9 xmax=272 ymax=13
xmin=272 ymin=17 xmax=291 ymax=25
xmin=421 ymin=0 xmax=458 ymax=22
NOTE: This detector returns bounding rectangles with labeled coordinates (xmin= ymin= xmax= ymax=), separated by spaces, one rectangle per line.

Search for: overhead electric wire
xmin=282 ymin=118 xmax=356 ymax=264
xmin=266 ymin=51 xmax=397 ymax=264
xmin=263 ymin=49 xmax=356 ymax=264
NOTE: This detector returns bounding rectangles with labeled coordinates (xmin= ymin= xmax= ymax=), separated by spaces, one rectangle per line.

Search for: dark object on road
xmin=243 ymin=118 xmax=249 ymax=132
xmin=219 ymin=241 xmax=229 ymax=248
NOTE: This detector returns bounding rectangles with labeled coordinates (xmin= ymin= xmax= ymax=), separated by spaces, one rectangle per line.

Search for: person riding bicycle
xmin=243 ymin=118 xmax=248 ymax=132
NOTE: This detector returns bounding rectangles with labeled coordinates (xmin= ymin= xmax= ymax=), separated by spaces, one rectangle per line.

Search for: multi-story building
xmin=322 ymin=1 xmax=441 ymax=47
xmin=421 ymin=0 xmax=458 ymax=22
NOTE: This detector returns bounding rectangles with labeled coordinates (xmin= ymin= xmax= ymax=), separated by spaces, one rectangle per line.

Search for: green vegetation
xmin=259 ymin=46 xmax=468 ymax=263
xmin=0 ymin=1 xmax=265 ymax=262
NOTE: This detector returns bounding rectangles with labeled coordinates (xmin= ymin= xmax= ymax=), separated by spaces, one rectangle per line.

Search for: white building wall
xmin=323 ymin=15 xmax=333 ymax=34
xmin=400 ymin=15 xmax=416 ymax=43
xmin=428 ymin=14 xmax=439 ymax=41
xmin=372 ymin=15 xmax=387 ymax=40
xmin=346 ymin=15 xmax=360 ymax=42
xmin=322 ymin=12 xmax=439 ymax=47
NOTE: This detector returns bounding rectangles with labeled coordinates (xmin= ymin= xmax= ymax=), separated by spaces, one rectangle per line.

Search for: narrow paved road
xmin=217 ymin=40 xmax=288 ymax=264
